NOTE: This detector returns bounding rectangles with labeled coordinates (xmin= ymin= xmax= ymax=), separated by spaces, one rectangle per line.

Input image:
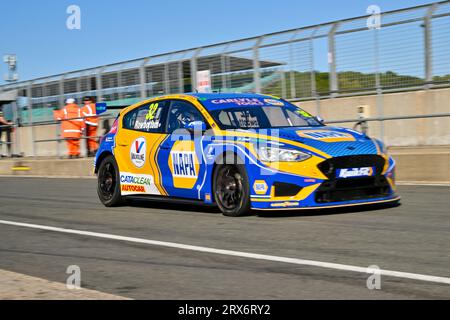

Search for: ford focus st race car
xmin=94 ymin=93 xmax=400 ymax=217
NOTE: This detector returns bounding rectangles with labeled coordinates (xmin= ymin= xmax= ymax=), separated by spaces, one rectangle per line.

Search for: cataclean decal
xmin=120 ymin=175 xmax=153 ymax=186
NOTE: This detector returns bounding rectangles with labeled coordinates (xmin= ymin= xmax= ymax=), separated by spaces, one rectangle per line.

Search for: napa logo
xmin=130 ymin=137 xmax=146 ymax=168
xmin=337 ymin=167 xmax=374 ymax=179
xmin=171 ymin=152 xmax=197 ymax=178
xmin=253 ymin=180 xmax=268 ymax=195
xmin=297 ymin=130 xmax=355 ymax=142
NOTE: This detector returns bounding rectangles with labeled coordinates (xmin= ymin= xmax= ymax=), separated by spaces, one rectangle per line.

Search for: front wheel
xmin=213 ymin=164 xmax=251 ymax=217
xmin=97 ymin=155 xmax=124 ymax=207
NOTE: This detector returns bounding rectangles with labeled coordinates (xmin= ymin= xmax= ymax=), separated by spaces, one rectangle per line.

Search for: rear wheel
xmin=213 ymin=164 xmax=251 ymax=217
xmin=97 ymin=155 xmax=124 ymax=207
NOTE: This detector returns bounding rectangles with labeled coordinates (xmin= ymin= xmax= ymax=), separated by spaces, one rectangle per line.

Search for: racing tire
xmin=213 ymin=164 xmax=251 ymax=217
xmin=97 ymin=155 xmax=124 ymax=207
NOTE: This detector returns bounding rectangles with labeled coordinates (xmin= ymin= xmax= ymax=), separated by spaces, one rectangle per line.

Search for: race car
xmin=94 ymin=93 xmax=400 ymax=217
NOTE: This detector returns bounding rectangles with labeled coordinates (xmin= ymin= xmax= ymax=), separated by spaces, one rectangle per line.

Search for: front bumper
xmin=251 ymin=194 xmax=400 ymax=210
xmin=249 ymin=154 xmax=398 ymax=210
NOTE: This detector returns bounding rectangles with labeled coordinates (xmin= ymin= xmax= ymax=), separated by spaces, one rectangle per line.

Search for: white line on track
xmin=1 ymin=219 xmax=450 ymax=286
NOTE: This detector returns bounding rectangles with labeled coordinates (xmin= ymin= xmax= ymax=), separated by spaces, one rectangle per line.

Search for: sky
xmin=0 ymin=0 xmax=440 ymax=84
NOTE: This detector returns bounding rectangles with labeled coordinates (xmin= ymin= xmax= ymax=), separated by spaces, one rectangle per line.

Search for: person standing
xmin=81 ymin=96 xmax=99 ymax=157
xmin=57 ymin=98 xmax=85 ymax=158
xmin=0 ymin=109 xmax=13 ymax=157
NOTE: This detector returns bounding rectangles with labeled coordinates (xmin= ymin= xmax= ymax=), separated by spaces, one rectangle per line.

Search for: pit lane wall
xmin=297 ymin=87 xmax=450 ymax=146
xmin=0 ymin=146 xmax=449 ymax=183
xmin=1 ymin=87 xmax=450 ymax=182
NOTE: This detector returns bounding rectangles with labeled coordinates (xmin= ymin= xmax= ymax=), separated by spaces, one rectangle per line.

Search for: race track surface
xmin=0 ymin=177 xmax=449 ymax=299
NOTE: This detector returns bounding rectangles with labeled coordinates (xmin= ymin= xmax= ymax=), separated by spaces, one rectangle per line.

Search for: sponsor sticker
xmin=264 ymin=99 xmax=284 ymax=106
xmin=337 ymin=167 xmax=374 ymax=179
xmin=296 ymin=109 xmax=313 ymax=118
xmin=297 ymin=130 xmax=355 ymax=142
xmin=210 ymin=98 xmax=264 ymax=106
xmin=171 ymin=151 xmax=198 ymax=178
xmin=119 ymin=172 xmax=160 ymax=196
xmin=121 ymin=185 xmax=146 ymax=193
xmin=130 ymin=137 xmax=146 ymax=168
xmin=253 ymin=180 xmax=269 ymax=195
xmin=270 ymin=202 xmax=300 ymax=208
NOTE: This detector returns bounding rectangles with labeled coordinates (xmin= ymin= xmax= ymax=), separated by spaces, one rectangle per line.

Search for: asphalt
xmin=0 ymin=177 xmax=449 ymax=299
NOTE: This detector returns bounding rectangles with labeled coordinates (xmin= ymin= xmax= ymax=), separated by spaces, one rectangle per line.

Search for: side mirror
xmin=185 ymin=121 xmax=207 ymax=132
xmin=315 ymin=116 xmax=325 ymax=124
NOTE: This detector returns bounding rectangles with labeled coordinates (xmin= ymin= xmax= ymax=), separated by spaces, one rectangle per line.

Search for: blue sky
xmin=0 ymin=0 xmax=438 ymax=84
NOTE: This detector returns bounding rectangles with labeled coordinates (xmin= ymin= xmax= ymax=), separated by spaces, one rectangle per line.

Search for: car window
xmin=123 ymin=101 xmax=168 ymax=133
xmin=166 ymin=100 xmax=205 ymax=134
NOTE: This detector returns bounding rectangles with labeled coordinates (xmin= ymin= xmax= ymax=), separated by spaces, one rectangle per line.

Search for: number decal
xmin=146 ymin=103 xmax=159 ymax=120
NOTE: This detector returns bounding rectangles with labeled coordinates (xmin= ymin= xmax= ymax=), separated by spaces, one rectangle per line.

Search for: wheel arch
xmin=95 ymin=151 xmax=114 ymax=174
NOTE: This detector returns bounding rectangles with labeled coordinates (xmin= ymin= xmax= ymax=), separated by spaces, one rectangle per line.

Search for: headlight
xmin=256 ymin=146 xmax=311 ymax=162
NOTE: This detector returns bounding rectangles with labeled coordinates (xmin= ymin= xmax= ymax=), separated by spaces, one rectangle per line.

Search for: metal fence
xmin=0 ymin=1 xmax=450 ymax=126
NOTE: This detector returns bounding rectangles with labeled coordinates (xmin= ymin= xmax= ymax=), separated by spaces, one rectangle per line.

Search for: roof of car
xmin=189 ymin=92 xmax=270 ymax=100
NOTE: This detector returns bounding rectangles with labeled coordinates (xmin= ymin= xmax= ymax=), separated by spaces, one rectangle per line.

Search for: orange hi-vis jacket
xmin=60 ymin=104 xmax=85 ymax=139
xmin=81 ymin=102 xmax=98 ymax=126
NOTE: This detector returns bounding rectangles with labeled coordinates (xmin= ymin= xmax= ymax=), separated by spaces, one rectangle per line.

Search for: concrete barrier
xmin=0 ymin=158 xmax=95 ymax=178
xmin=298 ymin=87 xmax=450 ymax=146
xmin=1 ymin=146 xmax=449 ymax=183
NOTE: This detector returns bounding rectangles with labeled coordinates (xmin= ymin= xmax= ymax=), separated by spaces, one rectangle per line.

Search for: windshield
xmin=210 ymin=103 xmax=322 ymax=129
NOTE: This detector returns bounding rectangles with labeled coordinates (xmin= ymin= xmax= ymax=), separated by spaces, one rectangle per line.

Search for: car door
xmin=114 ymin=100 xmax=169 ymax=196
xmin=157 ymin=99 xmax=208 ymax=200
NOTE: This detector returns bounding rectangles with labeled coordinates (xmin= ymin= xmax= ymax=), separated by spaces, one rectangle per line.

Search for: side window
xmin=123 ymin=101 xmax=168 ymax=133
xmin=166 ymin=100 xmax=205 ymax=134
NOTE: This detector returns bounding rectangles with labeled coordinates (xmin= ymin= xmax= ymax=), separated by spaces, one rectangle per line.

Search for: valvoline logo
xmin=130 ymin=137 xmax=146 ymax=168
xmin=337 ymin=167 xmax=374 ymax=179
xmin=171 ymin=152 xmax=197 ymax=178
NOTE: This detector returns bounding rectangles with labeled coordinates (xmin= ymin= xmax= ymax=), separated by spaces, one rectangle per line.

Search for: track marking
xmin=1 ymin=219 xmax=450 ymax=286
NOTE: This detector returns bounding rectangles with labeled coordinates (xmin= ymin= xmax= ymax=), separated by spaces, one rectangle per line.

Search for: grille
xmin=318 ymin=155 xmax=386 ymax=179
xmin=316 ymin=155 xmax=390 ymax=203
xmin=273 ymin=182 xmax=303 ymax=197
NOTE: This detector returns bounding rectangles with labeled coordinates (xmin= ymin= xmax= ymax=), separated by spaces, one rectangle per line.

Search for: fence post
xmin=221 ymin=43 xmax=231 ymax=92
xmin=328 ymin=23 xmax=339 ymax=97
xmin=190 ymin=49 xmax=201 ymax=92
xmin=288 ymin=30 xmax=301 ymax=99
xmin=424 ymin=3 xmax=438 ymax=88
xmin=178 ymin=60 xmax=184 ymax=94
xmin=308 ymin=27 xmax=320 ymax=116
xmin=164 ymin=56 xmax=171 ymax=94
xmin=57 ymin=75 xmax=67 ymax=158
xmin=96 ymin=67 xmax=104 ymax=102
xmin=117 ymin=67 xmax=123 ymax=100
xmin=140 ymin=59 xmax=149 ymax=99
xmin=11 ymin=101 xmax=19 ymax=156
xmin=26 ymin=82 xmax=35 ymax=157
xmin=253 ymin=37 xmax=263 ymax=94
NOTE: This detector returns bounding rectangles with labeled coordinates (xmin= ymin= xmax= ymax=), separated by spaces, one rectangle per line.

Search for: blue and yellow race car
xmin=94 ymin=93 xmax=399 ymax=216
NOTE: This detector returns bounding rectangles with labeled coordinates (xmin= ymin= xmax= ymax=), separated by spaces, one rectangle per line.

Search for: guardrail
xmin=1 ymin=112 xmax=450 ymax=159
xmin=1 ymin=1 xmax=450 ymax=122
